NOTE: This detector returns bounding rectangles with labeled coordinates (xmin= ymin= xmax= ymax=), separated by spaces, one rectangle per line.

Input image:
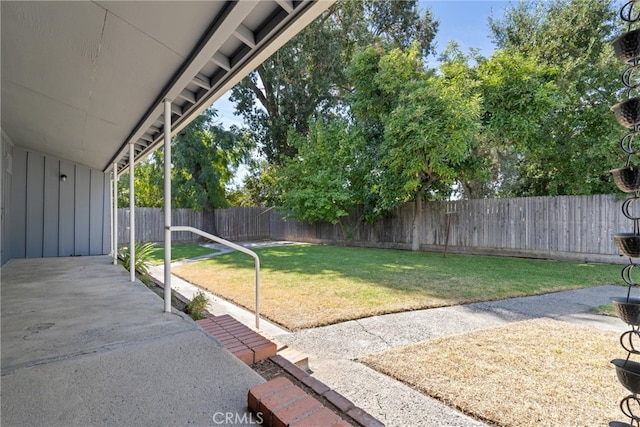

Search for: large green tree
xmin=118 ymin=109 xmax=249 ymax=233
xmin=275 ymin=118 xmax=367 ymax=242
xmin=343 ymin=42 xmax=481 ymax=247
xmin=446 ymin=45 xmax=563 ymax=199
xmin=487 ymin=0 xmax=622 ymax=196
xmin=230 ymin=0 xmax=438 ymax=165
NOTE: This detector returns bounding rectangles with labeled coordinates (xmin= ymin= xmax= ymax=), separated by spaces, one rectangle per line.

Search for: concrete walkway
xmin=1 ymin=256 xmax=264 ymax=427
xmin=274 ymin=285 xmax=627 ymax=427
xmin=152 ymin=242 xmax=629 ymax=427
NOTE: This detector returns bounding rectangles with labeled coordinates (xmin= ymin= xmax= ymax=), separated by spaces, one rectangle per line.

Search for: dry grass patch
xmin=173 ymin=257 xmax=439 ymax=330
xmin=362 ymin=319 xmax=624 ymax=426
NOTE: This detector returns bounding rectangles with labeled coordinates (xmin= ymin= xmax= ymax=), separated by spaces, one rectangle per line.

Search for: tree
xmin=117 ymin=153 xmax=164 ymax=208
xmin=346 ymin=42 xmax=434 ymax=224
xmin=450 ymin=46 xmax=563 ymax=199
xmin=345 ymin=42 xmax=480 ymax=247
xmin=118 ymin=109 xmax=249 ymax=235
xmin=274 ymin=118 xmax=366 ymax=242
xmin=487 ymin=0 xmax=622 ymax=196
xmin=378 ymin=61 xmax=481 ymax=210
xmin=233 ymin=159 xmax=279 ymax=208
xmin=230 ymin=0 xmax=439 ymax=165
xmin=171 ymin=109 xmax=250 ymax=233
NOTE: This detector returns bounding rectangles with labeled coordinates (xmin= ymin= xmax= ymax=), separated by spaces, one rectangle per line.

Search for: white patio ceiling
xmin=1 ymin=1 xmax=331 ymax=173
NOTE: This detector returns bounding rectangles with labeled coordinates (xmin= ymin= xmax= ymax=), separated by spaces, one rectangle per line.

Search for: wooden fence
xmin=118 ymin=195 xmax=630 ymax=262
xmin=118 ymin=208 xmax=202 ymax=244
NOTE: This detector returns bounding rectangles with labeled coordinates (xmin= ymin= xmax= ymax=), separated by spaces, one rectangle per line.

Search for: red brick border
xmin=266 ymin=355 xmax=384 ymax=427
xmin=249 ymin=377 xmax=347 ymax=427
xmin=196 ymin=314 xmax=277 ymax=365
xmin=198 ymin=315 xmax=384 ymax=426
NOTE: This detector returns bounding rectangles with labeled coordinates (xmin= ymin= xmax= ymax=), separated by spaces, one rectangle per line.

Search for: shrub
xmin=120 ymin=242 xmax=155 ymax=275
xmin=186 ymin=291 xmax=209 ymax=320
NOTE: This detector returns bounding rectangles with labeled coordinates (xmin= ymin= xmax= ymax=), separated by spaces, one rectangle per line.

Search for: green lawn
xmin=590 ymin=303 xmax=617 ymax=317
xmin=147 ymin=243 xmax=219 ymax=265
xmin=173 ymin=244 xmax=623 ymax=330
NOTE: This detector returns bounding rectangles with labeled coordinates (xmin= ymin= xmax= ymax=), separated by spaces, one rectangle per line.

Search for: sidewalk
xmin=147 ymin=262 xmax=290 ymax=339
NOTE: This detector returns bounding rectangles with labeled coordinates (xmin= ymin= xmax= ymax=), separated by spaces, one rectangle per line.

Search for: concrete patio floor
xmin=1 ymin=256 xmax=264 ymax=427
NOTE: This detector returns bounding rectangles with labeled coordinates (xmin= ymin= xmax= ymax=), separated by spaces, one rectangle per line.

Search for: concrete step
xmin=277 ymin=347 xmax=310 ymax=372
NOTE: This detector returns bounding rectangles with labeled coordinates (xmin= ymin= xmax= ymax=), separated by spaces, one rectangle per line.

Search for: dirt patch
xmin=362 ymin=318 xmax=625 ymax=426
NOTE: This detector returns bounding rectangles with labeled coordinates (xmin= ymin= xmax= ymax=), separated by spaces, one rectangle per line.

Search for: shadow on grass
xmin=194 ymin=244 xmax=621 ymax=298
xmin=173 ymin=244 xmax=624 ymax=329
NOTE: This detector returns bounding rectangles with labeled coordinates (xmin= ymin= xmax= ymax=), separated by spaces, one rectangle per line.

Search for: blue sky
xmin=212 ymin=1 xmax=513 ymax=129
xmin=425 ymin=1 xmax=509 ymax=62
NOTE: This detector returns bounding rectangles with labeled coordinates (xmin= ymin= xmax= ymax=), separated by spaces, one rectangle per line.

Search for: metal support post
xmin=129 ymin=143 xmax=135 ymax=282
xmin=113 ymin=163 xmax=118 ymax=265
xmin=164 ymin=99 xmax=172 ymax=313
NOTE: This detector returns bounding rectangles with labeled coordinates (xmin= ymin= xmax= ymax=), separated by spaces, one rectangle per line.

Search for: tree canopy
xmin=230 ymin=0 xmax=439 ymax=164
xmin=118 ymin=109 xmax=249 ymax=232
xmin=487 ymin=0 xmax=622 ymax=196
xmin=128 ymin=0 xmax=626 ymax=233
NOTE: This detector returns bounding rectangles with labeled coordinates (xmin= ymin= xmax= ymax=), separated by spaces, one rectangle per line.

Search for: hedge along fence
xmin=118 ymin=195 xmax=630 ymax=263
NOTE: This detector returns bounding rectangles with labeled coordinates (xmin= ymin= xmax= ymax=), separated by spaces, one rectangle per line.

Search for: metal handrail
xmin=170 ymin=225 xmax=261 ymax=329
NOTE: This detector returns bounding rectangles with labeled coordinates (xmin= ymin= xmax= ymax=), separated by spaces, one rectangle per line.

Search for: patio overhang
xmin=1 ymin=0 xmax=333 ymax=174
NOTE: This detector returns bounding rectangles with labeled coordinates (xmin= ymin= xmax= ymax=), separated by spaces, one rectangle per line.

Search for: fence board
xmin=118 ymin=208 xmax=202 ymax=245
xmin=117 ymin=195 xmax=629 ymax=261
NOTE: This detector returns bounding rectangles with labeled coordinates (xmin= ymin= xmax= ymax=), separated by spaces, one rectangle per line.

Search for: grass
xmin=590 ymin=303 xmax=617 ymax=317
xmin=362 ymin=319 xmax=622 ymax=426
xmin=172 ymin=244 xmax=622 ymax=330
xmin=147 ymin=242 xmax=219 ymax=265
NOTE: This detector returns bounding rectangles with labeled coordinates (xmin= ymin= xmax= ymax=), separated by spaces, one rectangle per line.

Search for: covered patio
xmin=1 ymin=256 xmax=263 ymax=426
xmin=1 ymin=1 xmax=332 ymax=425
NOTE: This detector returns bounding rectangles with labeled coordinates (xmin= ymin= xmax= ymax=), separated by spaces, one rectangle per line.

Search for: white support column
xmin=164 ymin=99 xmax=172 ymax=313
xmin=110 ymin=170 xmax=113 ymax=259
xmin=113 ymin=163 xmax=118 ymax=265
xmin=129 ymin=143 xmax=135 ymax=282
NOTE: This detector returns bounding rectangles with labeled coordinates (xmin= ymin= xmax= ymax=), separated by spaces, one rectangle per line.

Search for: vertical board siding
xmin=102 ymin=173 xmax=111 ymax=255
xmin=58 ymin=160 xmax=75 ymax=256
xmin=43 ymin=158 xmax=60 ymax=257
xmin=74 ymin=165 xmax=90 ymax=256
xmin=26 ymin=152 xmax=44 ymax=257
xmin=10 ymin=148 xmax=27 ymax=259
xmin=89 ymin=169 xmax=105 ymax=255
xmin=7 ymin=147 xmax=110 ymax=259
xmin=2 ymin=136 xmax=14 ymax=264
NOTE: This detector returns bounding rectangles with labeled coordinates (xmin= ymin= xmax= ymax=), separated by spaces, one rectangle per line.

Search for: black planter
xmin=612 ymin=29 xmax=640 ymax=64
xmin=613 ymin=97 xmax=640 ymax=128
xmin=612 ymin=358 xmax=640 ymax=394
xmin=615 ymin=234 xmax=640 ymax=258
xmin=611 ymin=166 xmax=640 ymax=192
xmin=613 ymin=297 xmax=640 ymax=325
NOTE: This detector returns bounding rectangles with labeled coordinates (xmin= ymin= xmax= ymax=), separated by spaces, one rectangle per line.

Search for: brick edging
xmin=196 ymin=315 xmax=277 ymax=365
xmin=266 ymin=355 xmax=384 ymax=427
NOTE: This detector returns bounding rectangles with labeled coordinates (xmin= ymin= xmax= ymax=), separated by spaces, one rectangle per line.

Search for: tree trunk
xmin=202 ymin=201 xmax=217 ymax=237
xmin=412 ymin=196 xmax=422 ymax=251
xmin=337 ymin=219 xmax=348 ymax=247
